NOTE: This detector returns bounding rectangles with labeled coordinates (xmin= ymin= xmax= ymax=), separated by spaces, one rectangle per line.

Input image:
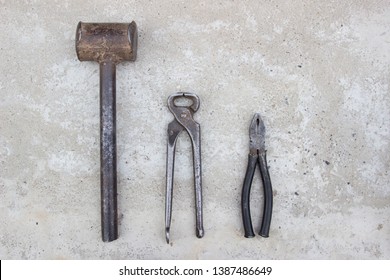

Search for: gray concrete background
xmin=0 ymin=0 xmax=389 ymax=259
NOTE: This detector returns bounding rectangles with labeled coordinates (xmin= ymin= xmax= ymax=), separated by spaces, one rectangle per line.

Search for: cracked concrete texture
xmin=0 ymin=0 xmax=389 ymax=259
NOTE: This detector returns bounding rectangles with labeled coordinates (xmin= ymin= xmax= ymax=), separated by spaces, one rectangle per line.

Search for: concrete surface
xmin=0 ymin=0 xmax=389 ymax=259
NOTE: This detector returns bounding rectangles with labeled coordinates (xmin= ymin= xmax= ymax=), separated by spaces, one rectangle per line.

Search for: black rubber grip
xmin=258 ymin=152 xmax=273 ymax=237
xmin=241 ymin=154 xmax=257 ymax=238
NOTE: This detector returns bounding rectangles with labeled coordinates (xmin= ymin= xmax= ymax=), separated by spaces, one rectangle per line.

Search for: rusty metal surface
xmin=75 ymin=22 xmax=138 ymax=242
xmin=165 ymin=92 xmax=203 ymax=244
xmin=99 ymin=60 xmax=117 ymax=242
xmin=76 ymin=22 xmax=137 ymax=63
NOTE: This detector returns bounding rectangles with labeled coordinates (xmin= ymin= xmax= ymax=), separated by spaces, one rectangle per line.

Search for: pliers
xmin=165 ymin=92 xmax=203 ymax=243
xmin=241 ymin=113 xmax=273 ymax=238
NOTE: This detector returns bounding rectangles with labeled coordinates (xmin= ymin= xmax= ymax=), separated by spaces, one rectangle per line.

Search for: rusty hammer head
xmin=76 ymin=22 xmax=137 ymax=64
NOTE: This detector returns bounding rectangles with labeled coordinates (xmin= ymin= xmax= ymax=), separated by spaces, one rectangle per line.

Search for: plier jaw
xmin=249 ymin=113 xmax=266 ymax=156
xmin=242 ymin=113 xmax=273 ymax=238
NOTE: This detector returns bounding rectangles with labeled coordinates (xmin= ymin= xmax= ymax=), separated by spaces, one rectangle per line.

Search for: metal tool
xmin=75 ymin=22 xmax=137 ymax=242
xmin=241 ymin=113 xmax=273 ymax=238
xmin=165 ymin=92 xmax=203 ymax=243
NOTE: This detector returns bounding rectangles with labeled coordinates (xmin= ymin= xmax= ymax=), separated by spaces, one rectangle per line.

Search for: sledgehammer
xmin=75 ymin=22 xmax=137 ymax=242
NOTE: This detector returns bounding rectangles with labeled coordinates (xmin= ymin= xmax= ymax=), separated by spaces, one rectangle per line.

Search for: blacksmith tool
xmin=75 ymin=22 xmax=137 ymax=242
xmin=165 ymin=92 xmax=203 ymax=243
xmin=241 ymin=113 xmax=273 ymax=238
